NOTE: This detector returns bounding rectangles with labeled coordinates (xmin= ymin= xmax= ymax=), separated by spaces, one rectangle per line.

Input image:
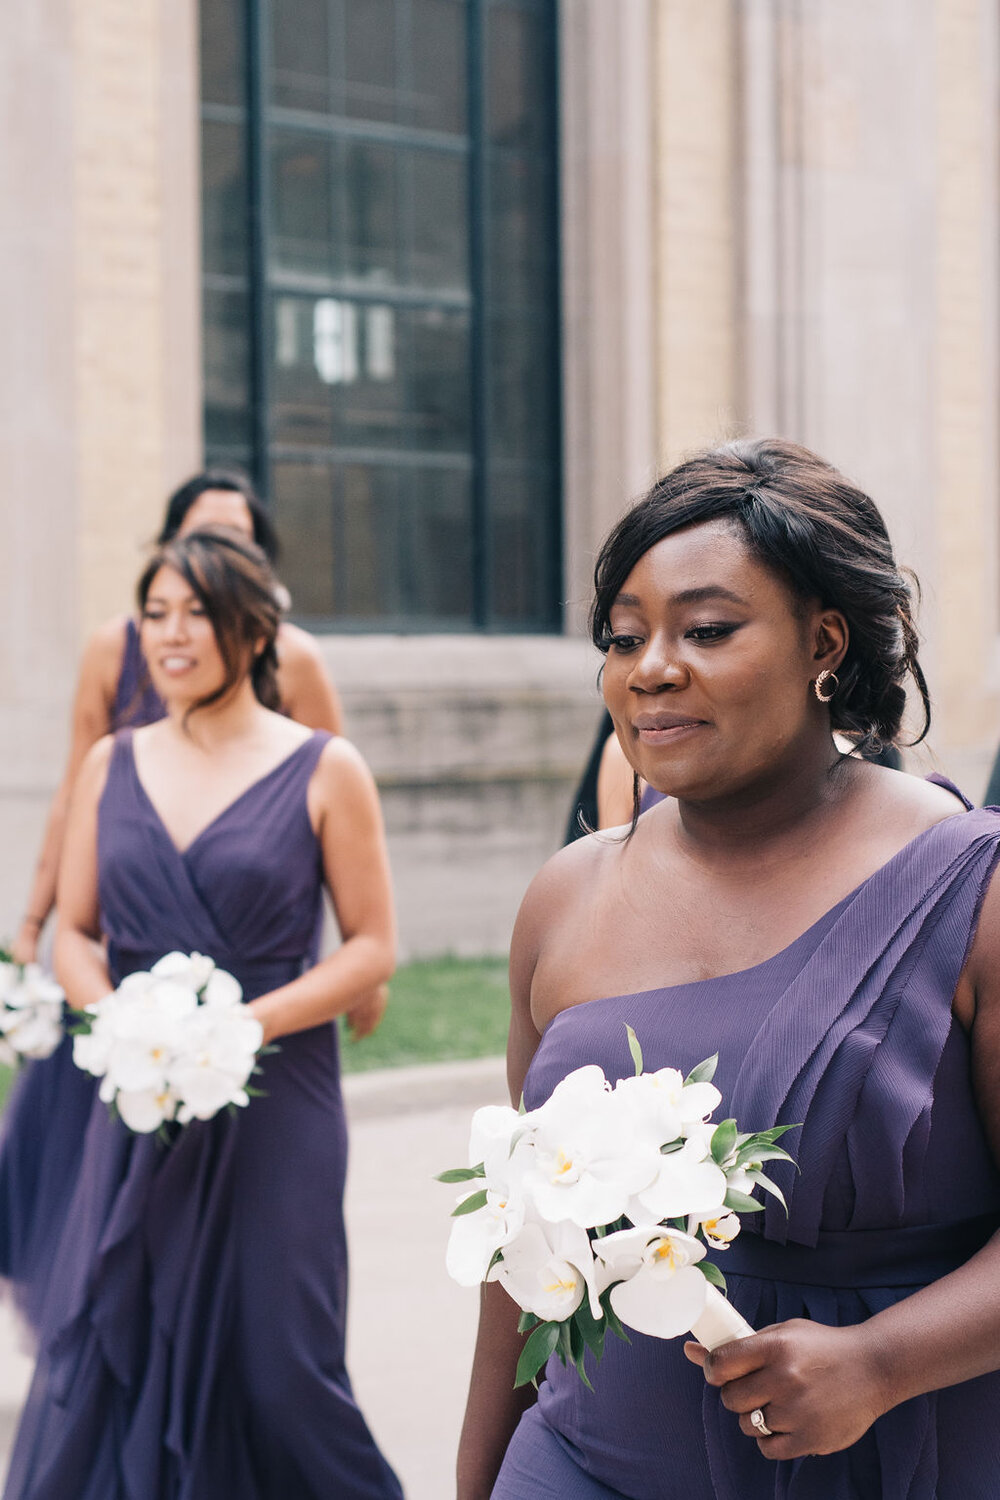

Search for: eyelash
xmin=604 ymin=623 xmax=738 ymax=653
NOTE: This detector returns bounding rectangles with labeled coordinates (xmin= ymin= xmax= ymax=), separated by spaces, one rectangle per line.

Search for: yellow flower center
xmin=653 ymin=1239 xmax=680 ymax=1270
xmin=555 ymin=1150 xmax=574 ymax=1177
xmin=543 ymin=1274 xmax=578 ymax=1297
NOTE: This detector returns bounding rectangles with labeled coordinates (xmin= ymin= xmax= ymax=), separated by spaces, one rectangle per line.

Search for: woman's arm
xmin=246 ymin=738 xmax=393 ymax=1042
xmin=456 ymin=867 xmax=551 ymax=1499
xmin=14 ymin=620 xmax=125 ymax=963
xmin=53 ymin=738 xmax=116 ymax=1008
xmin=686 ymin=862 xmax=1000 ymax=1461
xmin=276 ymin=623 xmax=344 ymax=734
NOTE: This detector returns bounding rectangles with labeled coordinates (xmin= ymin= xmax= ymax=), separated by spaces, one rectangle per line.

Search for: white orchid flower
xmin=629 ymin=1136 xmax=728 ymax=1223
xmin=200 ymin=967 xmax=243 ymax=1008
xmin=116 ymin=1085 xmax=178 ymax=1134
xmin=151 ymin=951 xmax=217 ymax=994
xmin=446 ymin=1187 xmax=527 ymax=1287
xmin=74 ymin=1028 xmax=112 ymax=1077
xmin=617 ymin=1068 xmax=722 ymax=1145
xmin=7 ymin=964 xmax=65 ymax=1010
xmin=688 ymin=1209 xmax=741 ymax=1249
xmin=524 ymin=1066 xmax=661 ymax=1229
xmin=2 ymin=1002 xmax=63 ymax=1059
xmin=492 ymin=1219 xmax=596 ymax=1323
xmin=595 ymin=1225 xmax=709 ymax=1338
xmin=0 ymin=962 xmax=19 ymax=1004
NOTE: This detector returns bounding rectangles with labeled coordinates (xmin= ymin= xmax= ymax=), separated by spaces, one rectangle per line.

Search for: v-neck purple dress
xmin=494 ymin=798 xmax=1000 ymax=1500
xmin=3 ymin=730 xmax=403 ymax=1500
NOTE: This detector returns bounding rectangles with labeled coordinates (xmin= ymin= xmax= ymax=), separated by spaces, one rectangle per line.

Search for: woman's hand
xmin=684 ymin=1320 xmax=888 ymax=1460
xmin=11 ymin=919 xmax=41 ymax=966
xmin=344 ymin=984 xmax=389 ymax=1041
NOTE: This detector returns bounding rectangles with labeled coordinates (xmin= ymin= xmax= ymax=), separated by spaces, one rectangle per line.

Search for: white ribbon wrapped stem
xmin=689 ymin=1282 xmax=755 ymax=1350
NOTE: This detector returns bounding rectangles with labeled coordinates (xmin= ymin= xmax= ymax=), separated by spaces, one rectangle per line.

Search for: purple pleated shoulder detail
xmin=507 ymin=802 xmax=1000 ymax=1500
xmin=110 ymin=618 xmax=166 ymax=731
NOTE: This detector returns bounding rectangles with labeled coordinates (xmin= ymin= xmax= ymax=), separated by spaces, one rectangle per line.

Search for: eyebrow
xmin=613 ymin=585 xmax=748 ymax=608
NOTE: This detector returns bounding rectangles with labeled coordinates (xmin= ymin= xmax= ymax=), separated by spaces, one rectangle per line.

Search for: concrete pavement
xmin=0 ymin=1055 xmax=509 ymax=1499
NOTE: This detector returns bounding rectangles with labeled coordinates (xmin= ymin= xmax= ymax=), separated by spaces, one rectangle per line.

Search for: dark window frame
xmin=201 ymin=0 xmax=563 ymax=633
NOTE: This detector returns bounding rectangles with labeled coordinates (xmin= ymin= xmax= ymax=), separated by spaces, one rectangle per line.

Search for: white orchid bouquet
xmin=0 ymin=949 xmax=67 ymax=1063
xmin=440 ymin=1027 xmax=796 ymax=1389
xmin=72 ymin=951 xmax=265 ymax=1135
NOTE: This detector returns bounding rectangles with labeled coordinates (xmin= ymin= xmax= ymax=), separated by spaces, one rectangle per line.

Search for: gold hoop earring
xmin=814 ymin=669 xmax=839 ymax=704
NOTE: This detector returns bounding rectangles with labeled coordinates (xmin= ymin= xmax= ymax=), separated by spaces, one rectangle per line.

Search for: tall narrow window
xmin=200 ymin=0 xmax=561 ymax=631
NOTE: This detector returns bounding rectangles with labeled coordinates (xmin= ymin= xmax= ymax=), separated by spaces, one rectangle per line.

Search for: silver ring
xmin=749 ymin=1407 xmax=773 ymax=1438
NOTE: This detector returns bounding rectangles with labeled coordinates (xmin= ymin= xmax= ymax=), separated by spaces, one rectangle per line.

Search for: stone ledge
xmin=342 ymin=1054 xmax=508 ymax=1120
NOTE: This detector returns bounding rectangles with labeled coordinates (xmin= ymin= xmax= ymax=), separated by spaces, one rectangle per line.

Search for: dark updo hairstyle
xmin=158 ymin=469 xmax=279 ymax=563
xmin=592 ymin=438 xmax=930 ymax=760
xmin=137 ymin=528 xmax=282 ymax=722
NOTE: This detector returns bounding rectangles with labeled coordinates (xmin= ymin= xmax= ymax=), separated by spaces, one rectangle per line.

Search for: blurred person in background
xmin=11 ymin=469 xmax=343 ymax=966
xmin=3 ymin=529 xmax=400 ymax=1500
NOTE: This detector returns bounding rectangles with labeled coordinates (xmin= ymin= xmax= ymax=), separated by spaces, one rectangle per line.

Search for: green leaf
xmin=514 ymin=1321 xmax=561 ymax=1388
xmin=435 ymin=1165 xmax=486 ymax=1184
xmin=487 ymin=1247 xmax=504 ymax=1275
xmin=660 ymin=1139 xmax=684 ymax=1155
xmin=684 ymin=1053 xmax=718 ymax=1086
xmin=556 ymin=1320 xmax=573 ymax=1367
xmin=450 ymin=1189 xmax=488 ymax=1218
xmin=734 ymin=1143 xmax=795 ymax=1169
xmin=710 ymin=1119 xmax=738 ymax=1166
xmin=568 ymin=1318 xmax=596 ymax=1391
xmin=599 ymin=1288 xmax=631 ymax=1345
xmin=625 ymin=1025 xmax=644 ymax=1077
xmin=518 ymin=1093 xmax=527 ymax=1116
xmin=744 ymin=1169 xmax=789 ymax=1213
xmin=724 ymin=1187 xmax=764 ymax=1214
xmin=517 ymin=1310 xmax=540 ymax=1335
xmin=697 ymin=1260 xmax=728 ymax=1292
xmin=573 ymin=1298 xmax=608 ymax=1364
xmin=747 ymin=1123 xmax=799 ymax=1146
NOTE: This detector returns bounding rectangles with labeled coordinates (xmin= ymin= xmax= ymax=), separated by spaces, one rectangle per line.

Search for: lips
xmin=634 ymin=713 xmax=704 ymax=731
xmin=633 ymin=712 xmax=706 ymax=745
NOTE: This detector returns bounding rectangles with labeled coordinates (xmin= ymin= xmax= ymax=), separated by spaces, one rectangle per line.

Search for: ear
xmin=810 ymin=609 xmax=849 ymax=675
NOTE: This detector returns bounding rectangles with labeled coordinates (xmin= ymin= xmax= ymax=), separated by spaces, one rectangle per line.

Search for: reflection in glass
xmin=410 ymin=151 xmax=469 ymax=292
xmin=204 ymin=289 xmax=253 ymax=450
xmin=489 ymin=467 xmax=558 ymax=626
xmin=344 ymin=0 xmax=397 ymax=123
xmin=488 ymin=313 xmax=555 ymax=461
xmin=200 ymin=0 xmax=245 ymax=108
xmin=271 ymin=0 xmax=330 ymax=111
xmin=271 ymin=296 xmax=470 ymax=452
xmin=274 ymin=460 xmax=474 ymax=626
xmin=202 ymin=121 xmax=249 ymax=277
xmin=488 ymin=2 xmax=546 ymax=151
xmin=411 ymin=0 xmax=468 ymax=133
xmin=270 ymin=135 xmax=334 ymax=275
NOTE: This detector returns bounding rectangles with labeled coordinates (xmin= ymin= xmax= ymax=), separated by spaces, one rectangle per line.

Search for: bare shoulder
xmin=310 ymin=734 xmax=376 ymax=804
xmin=855 ymin=762 xmax=971 ymax=836
xmin=513 ymin=828 xmax=628 ymax=956
xmin=75 ymin=733 xmax=116 ymax=801
xmin=82 ymin=613 xmax=130 ymax=683
xmin=276 ymin=620 xmax=323 ymax=666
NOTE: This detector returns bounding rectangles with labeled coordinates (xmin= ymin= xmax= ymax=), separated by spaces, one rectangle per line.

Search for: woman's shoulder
xmin=80 ymin=614 xmax=131 ymax=692
xmin=276 ymin=620 xmax=323 ymax=665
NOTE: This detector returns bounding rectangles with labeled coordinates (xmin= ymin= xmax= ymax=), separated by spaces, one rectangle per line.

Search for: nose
xmin=628 ymin=635 xmax=688 ymax=694
xmin=163 ymin=607 xmax=190 ymax=643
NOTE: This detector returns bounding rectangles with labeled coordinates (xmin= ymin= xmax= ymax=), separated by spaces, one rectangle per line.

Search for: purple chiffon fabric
xmin=2 ymin=729 xmax=402 ymax=1500
xmin=112 ymin=617 xmax=168 ymax=731
xmin=494 ymin=795 xmax=1000 ymax=1500
xmin=0 ymin=622 xmax=165 ymax=1329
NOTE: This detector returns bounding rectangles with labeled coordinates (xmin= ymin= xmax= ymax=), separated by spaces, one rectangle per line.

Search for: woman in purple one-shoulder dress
xmin=459 ymin=439 xmax=1000 ymax=1500
xmin=3 ymin=529 xmax=401 ymax=1499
